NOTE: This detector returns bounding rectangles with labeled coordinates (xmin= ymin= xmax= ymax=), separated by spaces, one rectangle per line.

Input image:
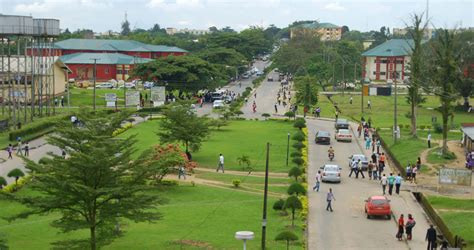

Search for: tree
xmin=284 ymin=195 xmax=302 ymax=226
xmin=237 ymin=155 xmax=252 ymax=172
xmin=275 ymin=230 xmax=299 ymax=250
xmin=158 ymin=102 xmax=210 ymax=157
xmin=455 ymin=31 xmax=474 ymax=108
xmin=5 ymin=112 xmax=161 ymax=249
xmin=405 ymin=13 xmax=428 ymax=137
xmin=261 ymin=113 xmax=271 ymax=120
xmin=149 ymin=24 xmax=165 ymax=34
xmin=294 ymin=76 xmax=318 ymax=110
xmin=291 ymin=131 xmax=305 ymax=142
xmin=288 ymin=167 xmax=303 ymax=181
xmin=121 ymin=19 xmax=131 ymax=36
xmin=196 ymin=47 xmax=247 ymax=67
xmin=428 ymin=29 xmax=462 ymax=154
xmin=291 ymin=157 xmax=304 ymax=166
xmin=149 ymin=144 xmax=191 ymax=183
xmin=293 ymin=119 xmax=306 ymax=130
xmin=284 ymin=111 xmax=295 ymax=120
xmin=0 ymin=176 xmax=7 ymax=189
xmin=287 ymin=182 xmax=306 ymax=196
xmin=273 ymin=199 xmax=285 ymax=211
xmin=7 ymin=168 xmax=24 ymax=186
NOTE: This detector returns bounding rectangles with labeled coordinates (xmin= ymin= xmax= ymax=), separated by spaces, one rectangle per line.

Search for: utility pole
xmin=90 ymin=58 xmax=100 ymax=111
xmin=342 ymin=61 xmax=345 ymax=96
xmin=261 ymin=142 xmax=270 ymax=250
xmin=286 ymin=133 xmax=290 ymax=166
xmin=393 ymin=72 xmax=398 ymax=142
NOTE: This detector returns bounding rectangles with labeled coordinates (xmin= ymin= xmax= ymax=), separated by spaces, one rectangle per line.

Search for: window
xmin=117 ymin=70 xmax=123 ymax=74
xmin=381 ymin=59 xmax=388 ymax=64
xmin=124 ymin=70 xmax=129 ymax=74
xmin=380 ymin=72 xmax=386 ymax=76
xmin=373 ymin=71 xmax=377 ymax=75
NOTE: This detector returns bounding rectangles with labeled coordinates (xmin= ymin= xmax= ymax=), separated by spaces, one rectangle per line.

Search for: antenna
xmin=124 ymin=11 xmax=128 ymax=22
xmin=426 ymin=0 xmax=429 ymax=22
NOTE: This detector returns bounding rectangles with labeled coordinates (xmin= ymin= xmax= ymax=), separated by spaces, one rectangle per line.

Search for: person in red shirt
xmin=397 ymin=214 xmax=405 ymax=241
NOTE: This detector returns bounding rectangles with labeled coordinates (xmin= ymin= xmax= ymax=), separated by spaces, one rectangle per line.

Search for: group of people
xmin=53 ymin=96 xmax=66 ymax=107
xmin=380 ymin=172 xmax=404 ymax=195
xmin=396 ymin=214 xmax=416 ymax=241
xmin=405 ymin=157 xmax=422 ymax=183
xmin=6 ymin=138 xmax=30 ymax=159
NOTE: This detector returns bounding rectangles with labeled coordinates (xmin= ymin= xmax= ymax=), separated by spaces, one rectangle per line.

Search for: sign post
xmin=439 ymin=168 xmax=472 ymax=186
xmin=151 ymin=86 xmax=165 ymax=107
xmin=105 ymin=93 xmax=117 ymax=108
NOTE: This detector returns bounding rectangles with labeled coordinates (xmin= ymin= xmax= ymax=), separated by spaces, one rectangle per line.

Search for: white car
xmin=335 ymin=129 xmax=352 ymax=142
xmin=320 ymin=164 xmax=342 ymax=183
xmin=96 ymin=83 xmax=114 ymax=89
xmin=213 ymin=100 xmax=225 ymax=109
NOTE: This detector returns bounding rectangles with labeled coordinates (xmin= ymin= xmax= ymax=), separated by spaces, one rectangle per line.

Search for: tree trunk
xmin=287 ymin=240 xmax=290 ymax=250
xmin=442 ymin=110 xmax=449 ymax=154
xmin=463 ymin=96 xmax=470 ymax=108
xmin=291 ymin=209 xmax=295 ymax=227
xmin=90 ymin=226 xmax=96 ymax=250
xmin=411 ymin=102 xmax=417 ymax=137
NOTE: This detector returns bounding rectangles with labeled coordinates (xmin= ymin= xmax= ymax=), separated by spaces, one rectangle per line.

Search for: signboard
xmin=151 ymin=86 xmax=165 ymax=107
xmin=105 ymin=93 xmax=117 ymax=108
xmin=439 ymin=168 xmax=472 ymax=186
xmin=126 ymin=91 xmax=140 ymax=106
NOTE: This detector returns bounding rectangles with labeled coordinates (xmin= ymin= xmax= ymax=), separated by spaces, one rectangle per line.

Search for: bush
xmin=9 ymin=117 xmax=63 ymax=141
xmin=419 ymin=125 xmax=426 ymax=130
xmin=136 ymin=107 xmax=164 ymax=113
xmin=293 ymin=119 xmax=306 ymax=130
xmin=288 ymin=167 xmax=303 ymax=181
xmin=292 ymin=141 xmax=305 ymax=150
xmin=160 ymin=179 xmax=179 ymax=186
xmin=290 ymin=151 xmax=303 ymax=158
xmin=287 ymin=182 xmax=306 ymax=196
xmin=8 ymin=168 xmax=24 ymax=185
xmin=261 ymin=113 xmax=271 ymax=120
xmin=232 ymin=179 xmax=241 ymax=188
xmin=273 ymin=199 xmax=285 ymax=211
xmin=291 ymin=131 xmax=305 ymax=142
xmin=442 ymin=151 xmax=456 ymax=160
xmin=426 ymin=125 xmax=432 ymax=130
xmin=0 ymin=176 xmax=7 ymax=189
xmin=234 ymin=110 xmax=244 ymax=117
xmin=404 ymin=124 xmax=411 ymax=129
xmin=292 ymin=157 xmax=304 ymax=166
xmin=112 ymin=123 xmax=133 ymax=137
xmin=432 ymin=122 xmax=443 ymax=134
xmin=284 ymin=111 xmax=295 ymax=119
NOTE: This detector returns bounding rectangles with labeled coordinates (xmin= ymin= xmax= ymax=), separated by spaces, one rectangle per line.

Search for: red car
xmin=365 ymin=196 xmax=391 ymax=219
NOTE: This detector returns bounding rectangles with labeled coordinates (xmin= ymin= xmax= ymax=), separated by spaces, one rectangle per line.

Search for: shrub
xmin=7 ymin=168 xmax=24 ymax=186
xmin=284 ymin=195 xmax=303 ymax=226
xmin=9 ymin=117 xmax=63 ymax=141
xmin=426 ymin=125 xmax=432 ymax=130
xmin=419 ymin=125 xmax=426 ymax=130
xmin=190 ymin=181 xmax=196 ymax=187
xmin=292 ymin=142 xmax=305 ymax=150
xmin=293 ymin=119 xmax=306 ymax=130
xmin=136 ymin=107 xmax=164 ymax=113
xmin=0 ymin=176 xmax=7 ymax=189
xmin=234 ymin=110 xmax=244 ymax=117
xmin=288 ymin=167 xmax=303 ymax=181
xmin=291 ymin=131 xmax=305 ymax=142
xmin=261 ymin=113 xmax=271 ymax=120
xmin=405 ymin=124 xmax=410 ymax=129
xmin=442 ymin=152 xmax=456 ymax=160
xmin=232 ymin=179 xmax=241 ymax=188
xmin=292 ymin=157 xmax=304 ymax=166
xmin=275 ymin=230 xmax=299 ymax=249
xmin=160 ymin=179 xmax=179 ymax=186
xmin=273 ymin=199 xmax=285 ymax=211
xmin=432 ymin=122 xmax=443 ymax=134
xmin=284 ymin=111 xmax=295 ymax=119
xmin=290 ymin=151 xmax=303 ymax=158
xmin=112 ymin=123 xmax=133 ymax=136
xmin=287 ymin=182 xmax=306 ymax=196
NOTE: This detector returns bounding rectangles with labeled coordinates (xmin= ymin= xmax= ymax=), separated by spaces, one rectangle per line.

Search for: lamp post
xmin=286 ymin=132 xmax=290 ymax=166
xmin=235 ymin=231 xmax=254 ymax=250
xmin=393 ymin=71 xmax=399 ymax=142
xmin=90 ymin=58 xmax=100 ymax=111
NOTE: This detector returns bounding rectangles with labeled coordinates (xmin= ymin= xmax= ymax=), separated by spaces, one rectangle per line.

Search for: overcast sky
xmin=1 ymin=0 xmax=473 ymax=32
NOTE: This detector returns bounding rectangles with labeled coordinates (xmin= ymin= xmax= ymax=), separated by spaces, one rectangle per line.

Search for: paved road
xmin=307 ymin=118 xmax=431 ymax=250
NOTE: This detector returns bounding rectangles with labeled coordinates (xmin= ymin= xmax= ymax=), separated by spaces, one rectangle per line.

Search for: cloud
xmin=324 ymin=2 xmax=345 ymax=11
xmin=178 ymin=20 xmax=190 ymax=25
xmin=14 ymin=1 xmax=54 ymax=13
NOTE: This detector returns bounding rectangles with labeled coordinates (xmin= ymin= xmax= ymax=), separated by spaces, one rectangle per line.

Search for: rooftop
xmin=462 ymin=123 xmax=474 ymax=140
xmin=59 ymin=53 xmax=153 ymax=65
xmin=55 ymin=39 xmax=187 ymax=53
xmin=297 ymin=22 xmax=340 ymax=29
xmin=362 ymin=39 xmax=414 ymax=57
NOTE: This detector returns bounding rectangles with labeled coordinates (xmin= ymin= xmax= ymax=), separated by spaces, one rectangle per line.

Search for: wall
xmin=67 ymin=64 xmax=117 ymax=82
xmin=364 ymin=55 xmax=410 ymax=81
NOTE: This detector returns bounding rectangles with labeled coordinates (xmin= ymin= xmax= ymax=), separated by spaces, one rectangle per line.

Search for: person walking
xmin=355 ymin=159 xmax=365 ymax=179
xmin=24 ymin=142 xmax=29 ymax=157
xmin=349 ymin=159 xmax=358 ymax=178
xmin=16 ymin=140 xmax=23 ymax=156
xmin=252 ymin=101 xmax=257 ymax=113
xmin=427 ymin=132 xmax=432 ymax=148
xmin=405 ymin=214 xmax=416 ymax=240
xmin=373 ymin=162 xmax=379 ymax=180
xmin=313 ymin=170 xmax=322 ymax=192
xmin=178 ymin=166 xmax=186 ymax=180
xmin=371 ymin=151 xmax=378 ymax=165
xmin=365 ymin=137 xmax=371 ymax=150
xmin=406 ymin=164 xmax=412 ymax=181
xmin=367 ymin=99 xmax=371 ymax=109
xmin=349 ymin=96 xmax=353 ymax=104
xmin=381 ymin=174 xmax=388 ymax=195
xmin=416 ymin=157 xmax=422 ymax=171
xmin=426 ymin=225 xmax=437 ymax=250
xmin=274 ymin=103 xmax=278 ymax=113
xmin=357 ymin=124 xmax=362 ymax=138
xmin=395 ymin=173 xmax=403 ymax=195
xmin=388 ymin=173 xmax=395 ymax=195
xmin=371 ymin=140 xmax=376 ymax=152
xmin=397 ymin=214 xmax=405 ymax=241
xmin=368 ymin=160 xmax=374 ymax=180
xmin=376 ymin=139 xmax=381 ymax=154
xmin=335 ymin=110 xmax=339 ymax=121
xmin=7 ymin=144 xmax=13 ymax=159
xmin=326 ymin=188 xmax=336 ymax=212
xmin=216 ymin=153 xmax=225 ymax=173
xmin=411 ymin=165 xmax=418 ymax=183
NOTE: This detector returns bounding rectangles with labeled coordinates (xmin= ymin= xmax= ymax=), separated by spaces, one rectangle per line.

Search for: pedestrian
xmin=426 ymin=225 xmax=437 ymax=250
xmin=388 ymin=173 xmax=395 ymax=195
xmin=326 ymin=188 xmax=336 ymax=212
xmin=252 ymin=101 xmax=257 ymax=113
xmin=376 ymin=139 xmax=381 ymax=154
xmin=365 ymin=137 xmax=371 ymax=150
xmin=254 ymin=92 xmax=257 ymax=98
xmin=313 ymin=170 xmax=321 ymax=192
xmin=62 ymin=149 xmax=67 ymax=159
xmin=411 ymin=164 xmax=417 ymax=183
xmin=427 ymin=132 xmax=432 ymax=148
xmin=405 ymin=214 xmax=416 ymax=240
xmin=357 ymin=124 xmax=362 ymax=138
xmin=16 ymin=140 xmax=23 ymax=156
xmin=371 ymin=139 xmax=376 ymax=152
xmin=349 ymin=159 xmax=358 ymax=178
xmin=406 ymin=164 xmax=412 ymax=181
xmin=416 ymin=157 xmax=421 ymax=171
xmin=371 ymin=151 xmax=377 ymax=165
xmin=335 ymin=110 xmax=339 ymax=121
xmin=379 ymin=153 xmax=386 ymax=169
xmin=397 ymin=214 xmax=405 ymax=241
xmin=367 ymin=99 xmax=371 ymax=109
xmin=381 ymin=174 xmax=388 ymax=195
xmin=278 ymin=98 xmax=281 ymax=105
xmin=178 ymin=166 xmax=186 ymax=180
xmin=216 ymin=153 xmax=225 ymax=173
xmin=368 ymin=160 xmax=374 ymax=180
xmin=355 ymin=159 xmax=365 ymax=179
xmin=54 ymin=98 xmax=58 ymax=106
xmin=373 ymin=163 xmax=379 ymax=180
xmin=7 ymin=144 xmax=13 ymax=159
xmin=316 ymin=107 xmax=321 ymax=118
xmin=24 ymin=141 xmax=29 ymax=157
xmin=395 ymin=173 xmax=403 ymax=195
xmin=349 ymin=96 xmax=353 ymax=104
xmin=274 ymin=103 xmax=278 ymax=113
xmin=61 ymin=96 xmax=65 ymax=107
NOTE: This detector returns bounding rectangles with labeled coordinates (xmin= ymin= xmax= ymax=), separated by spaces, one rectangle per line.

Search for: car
xmin=242 ymin=73 xmax=250 ymax=79
xmin=320 ymin=164 xmax=341 ymax=183
xmin=335 ymin=119 xmax=349 ymax=130
xmin=210 ymin=92 xmax=223 ymax=101
xmin=96 ymin=83 xmax=114 ymax=89
xmin=121 ymin=82 xmax=136 ymax=89
xmin=335 ymin=129 xmax=352 ymax=142
xmin=223 ymin=95 xmax=233 ymax=104
xmin=348 ymin=154 xmax=369 ymax=170
xmin=267 ymin=76 xmax=274 ymax=81
xmin=365 ymin=196 xmax=391 ymax=219
xmin=256 ymin=71 xmax=263 ymax=76
xmin=212 ymin=100 xmax=225 ymax=109
xmin=143 ymin=81 xmax=154 ymax=89
xmin=315 ymin=131 xmax=331 ymax=144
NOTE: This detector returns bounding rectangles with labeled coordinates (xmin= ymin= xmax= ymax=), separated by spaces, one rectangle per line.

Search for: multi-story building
xmin=362 ymin=39 xmax=413 ymax=82
xmin=290 ymin=22 xmax=342 ymax=41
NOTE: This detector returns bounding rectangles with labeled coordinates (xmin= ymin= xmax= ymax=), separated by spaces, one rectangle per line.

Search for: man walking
xmin=376 ymin=139 xmax=381 ymax=154
xmin=274 ymin=103 xmax=278 ymax=113
xmin=16 ymin=139 xmax=23 ymax=156
xmin=381 ymin=174 xmax=388 ymax=195
xmin=24 ymin=142 xmax=29 ymax=157
xmin=427 ymin=132 xmax=432 ymax=148
xmin=388 ymin=173 xmax=395 ymax=195
xmin=326 ymin=188 xmax=336 ymax=212
xmin=216 ymin=153 xmax=225 ymax=173
xmin=313 ymin=170 xmax=322 ymax=192
xmin=355 ymin=159 xmax=365 ymax=179
xmin=426 ymin=225 xmax=437 ymax=250
xmin=395 ymin=173 xmax=403 ymax=195
xmin=7 ymin=144 xmax=13 ymax=159
xmin=349 ymin=159 xmax=357 ymax=177
xmin=178 ymin=166 xmax=186 ymax=180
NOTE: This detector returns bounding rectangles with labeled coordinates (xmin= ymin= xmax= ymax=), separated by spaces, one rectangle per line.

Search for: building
xmin=393 ymin=27 xmax=436 ymax=39
xmin=362 ymin=39 xmax=413 ymax=82
xmin=461 ymin=123 xmax=474 ymax=153
xmin=166 ymin=27 xmax=178 ymax=35
xmin=290 ymin=22 xmax=342 ymax=41
xmin=166 ymin=27 xmax=211 ymax=35
xmin=60 ymin=52 xmax=152 ymax=82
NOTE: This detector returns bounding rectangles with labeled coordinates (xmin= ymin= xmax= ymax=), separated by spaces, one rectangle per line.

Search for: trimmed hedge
xmin=9 ymin=116 xmax=65 ymax=141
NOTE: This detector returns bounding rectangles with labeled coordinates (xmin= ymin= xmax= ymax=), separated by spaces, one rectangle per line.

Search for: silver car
xmin=320 ymin=164 xmax=342 ymax=183
xmin=348 ymin=154 xmax=369 ymax=171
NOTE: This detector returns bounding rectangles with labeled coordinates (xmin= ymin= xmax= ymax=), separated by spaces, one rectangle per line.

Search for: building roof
xmin=297 ymin=22 xmax=340 ymax=29
xmin=362 ymin=39 xmax=414 ymax=57
xmin=461 ymin=125 xmax=474 ymax=140
xmin=59 ymin=53 xmax=153 ymax=65
xmin=54 ymin=39 xmax=188 ymax=53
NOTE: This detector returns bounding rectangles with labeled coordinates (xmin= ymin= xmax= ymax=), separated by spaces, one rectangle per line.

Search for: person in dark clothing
xmin=426 ymin=225 xmax=437 ymax=250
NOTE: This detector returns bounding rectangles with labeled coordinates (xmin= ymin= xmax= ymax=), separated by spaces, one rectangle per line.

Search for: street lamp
xmin=286 ymin=132 xmax=290 ymax=166
xmin=235 ymin=231 xmax=254 ymax=250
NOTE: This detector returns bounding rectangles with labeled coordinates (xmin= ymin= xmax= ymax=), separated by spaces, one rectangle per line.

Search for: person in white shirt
xmin=427 ymin=133 xmax=432 ymax=148
xmin=216 ymin=153 xmax=225 ymax=173
xmin=381 ymin=174 xmax=388 ymax=195
xmin=313 ymin=170 xmax=322 ymax=192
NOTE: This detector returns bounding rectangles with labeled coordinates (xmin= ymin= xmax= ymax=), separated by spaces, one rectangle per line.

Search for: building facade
xmin=290 ymin=22 xmax=342 ymax=41
xmin=362 ymin=39 xmax=413 ymax=82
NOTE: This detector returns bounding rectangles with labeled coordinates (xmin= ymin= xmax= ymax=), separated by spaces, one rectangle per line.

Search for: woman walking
xmin=405 ymin=214 xmax=416 ymax=240
xmin=365 ymin=137 xmax=371 ymax=150
xmin=397 ymin=214 xmax=405 ymax=241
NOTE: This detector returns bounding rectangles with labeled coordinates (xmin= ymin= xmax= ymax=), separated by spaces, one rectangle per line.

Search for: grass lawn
xmin=195 ymin=171 xmax=290 ymax=185
xmin=427 ymin=196 xmax=474 ymax=211
xmin=427 ymin=148 xmax=457 ymax=165
xmin=0 ymin=184 xmax=303 ymax=249
xmin=69 ymin=88 xmax=151 ymax=107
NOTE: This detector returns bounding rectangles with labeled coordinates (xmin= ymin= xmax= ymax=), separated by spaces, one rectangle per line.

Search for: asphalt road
xmin=306 ymin=118 xmax=430 ymax=250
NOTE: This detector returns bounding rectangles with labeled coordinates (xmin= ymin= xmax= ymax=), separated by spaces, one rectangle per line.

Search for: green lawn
xmin=427 ymin=196 xmax=474 ymax=211
xmin=427 ymin=148 xmax=457 ymax=165
xmin=69 ymin=88 xmax=151 ymax=107
xmin=195 ymin=171 xmax=290 ymax=185
xmin=0 ymin=184 xmax=303 ymax=249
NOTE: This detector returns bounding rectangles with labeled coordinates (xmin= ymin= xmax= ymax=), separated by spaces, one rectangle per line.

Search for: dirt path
xmin=194 ymin=167 xmax=288 ymax=178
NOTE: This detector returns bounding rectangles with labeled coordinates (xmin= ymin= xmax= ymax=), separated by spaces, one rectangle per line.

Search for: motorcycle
xmin=328 ymin=152 xmax=335 ymax=161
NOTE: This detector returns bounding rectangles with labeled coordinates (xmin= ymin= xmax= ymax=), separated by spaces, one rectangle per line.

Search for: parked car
xmin=242 ymin=73 xmax=250 ymax=79
xmin=267 ymin=76 xmax=274 ymax=81
xmin=120 ymin=82 xmax=136 ymax=89
xmin=143 ymin=81 xmax=154 ymax=89
xmin=365 ymin=196 xmax=391 ymax=219
xmin=315 ymin=131 xmax=331 ymax=144
xmin=211 ymin=92 xmax=223 ymax=101
xmin=256 ymin=71 xmax=263 ymax=76
xmin=96 ymin=83 xmax=114 ymax=89
xmin=335 ymin=119 xmax=349 ymax=130
xmin=320 ymin=164 xmax=341 ymax=183
xmin=348 ymin=154 xmax=369 ymax=170
xmin=212 ymin=100 xmax=225 ymax=109
xmin=335 ymin=129 xmax=352 ymax=142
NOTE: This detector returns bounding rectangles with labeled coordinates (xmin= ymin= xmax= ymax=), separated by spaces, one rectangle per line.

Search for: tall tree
xmin=406 ymin=13 xmax=428 ymax=137
xmin=455 ymin=31 xmax=474 ymax=108
xmin=5 ymin=112 xmax=161 ymax=249
xmin=429 ymin=29 xmax=462 ymax=154
xmin=121 ymin=19 xmax=131 ymax=36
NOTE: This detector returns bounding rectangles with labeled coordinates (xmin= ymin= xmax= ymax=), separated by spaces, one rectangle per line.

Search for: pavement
xmin=306 ymin=117 xmax=432 ymax=250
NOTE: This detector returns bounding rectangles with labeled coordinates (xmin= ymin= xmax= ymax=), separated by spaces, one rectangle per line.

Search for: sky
xmin=1 ymin=0 xmax=473 ymax=33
